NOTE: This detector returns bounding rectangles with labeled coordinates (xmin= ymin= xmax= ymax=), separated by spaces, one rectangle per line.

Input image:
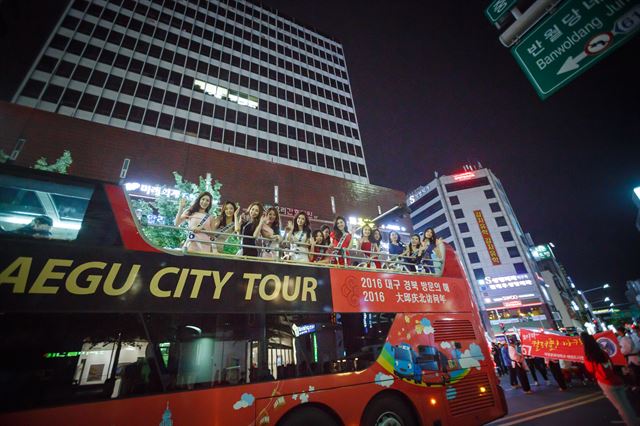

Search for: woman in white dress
xmin=175 ymin=192 xmax=214 ymax=253
xmin=284 ymin=212 xmax=311 ymax=262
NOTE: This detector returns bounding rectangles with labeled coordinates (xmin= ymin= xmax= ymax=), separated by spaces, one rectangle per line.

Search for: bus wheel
xmin=278 ymin=405 xmax=339 ymax=426
xmin=362 ymin=394 xmax=417 ymax=426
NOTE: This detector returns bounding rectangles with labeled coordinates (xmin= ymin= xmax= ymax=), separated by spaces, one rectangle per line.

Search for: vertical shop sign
xmin=474 ymin=210 xmax=501 ymax=265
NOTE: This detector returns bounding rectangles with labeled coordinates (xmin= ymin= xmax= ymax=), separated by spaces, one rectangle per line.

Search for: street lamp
xmin=604 ymin=297 xmax=611 ymax=302
xmin=582 ymin=283 xmax=610 ymax=294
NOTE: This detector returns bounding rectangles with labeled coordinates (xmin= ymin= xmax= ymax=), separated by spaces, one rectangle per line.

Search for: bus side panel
xmin=103 ymin=184 xmax=160 ymax=253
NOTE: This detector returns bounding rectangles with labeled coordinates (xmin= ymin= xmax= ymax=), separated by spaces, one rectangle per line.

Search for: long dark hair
xmin=292 ymin=212 xmax=311 ymax=238
xmin=333 ymin=216 xmax=349 ymax=240
xmin=187 ymin=192 xmax=213 ymax=216
xmin=408 ymin=233 xmax=421 ymax=255
xmin=218 ymin=200 xmax=236 ymax=227
xmin=265 ymin=207 xmax=281 ymax=234
xmin=580 ymin=332 xmax=607 ymax=364
xmin=422 ymin=227 xmax=437 ymax=246
xmin=389 ymin=231 xmax=403 ymax=246
xmin=372 ymin=228 xmax=382 ymax=246
xmin=320 ymin=224 xmax=331 ymax=245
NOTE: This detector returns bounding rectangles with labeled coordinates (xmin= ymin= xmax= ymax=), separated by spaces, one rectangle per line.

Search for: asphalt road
xmin=487 ymin=374 xmax=640 ymax=425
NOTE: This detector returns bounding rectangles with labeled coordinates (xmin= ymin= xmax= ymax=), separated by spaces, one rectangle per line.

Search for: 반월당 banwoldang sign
xmin=512 ymin=0 xmax=640 ymax=99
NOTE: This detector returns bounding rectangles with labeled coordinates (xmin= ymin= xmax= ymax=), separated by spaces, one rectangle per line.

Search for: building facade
xmin=407 ymin=166 xmax=558 ymax=333
xmin=12 ymin=0 xmax=368 ymax=183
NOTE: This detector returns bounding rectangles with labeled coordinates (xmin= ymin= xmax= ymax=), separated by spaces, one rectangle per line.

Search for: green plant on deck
xmin=33 ymin=150 xmax=73 ymax=174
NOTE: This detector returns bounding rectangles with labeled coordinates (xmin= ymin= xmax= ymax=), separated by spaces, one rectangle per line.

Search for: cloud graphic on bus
xmin=458 ymin=344 xmax=485 ymax=369
xmin=440 ymin=342 xmax=452 ymax=349
xmin=375 ymin=372 xmax=394 ymax=387
xmin=415 ymin=318 xmax=434 ymax=335
xmin=233 ymin=393 xmax=255 ymax=410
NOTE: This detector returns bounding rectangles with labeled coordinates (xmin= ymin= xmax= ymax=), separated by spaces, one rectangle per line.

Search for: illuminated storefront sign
xmin=452 ymin=171 xmax=476 ymax=181
xmin=407 ymin=185 xmax=432 ymax=206
xmin=474 ymin=210 xmax=501 ymax=265
xmin=530 ymin=244 xmax=554 ymax=261
xmin=292 ymin=323 xmax=316 ymax=337
xmin=124 ymin=182 xmax=181 ymax=199
xmin=481 ymin=274 xmax=533 ymax=290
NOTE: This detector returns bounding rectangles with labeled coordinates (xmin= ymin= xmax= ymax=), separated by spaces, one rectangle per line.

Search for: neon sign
xmin=452 ymin=171 xmax=476 ymax=181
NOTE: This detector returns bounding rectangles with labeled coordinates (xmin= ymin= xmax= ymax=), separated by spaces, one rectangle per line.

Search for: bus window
xmin=0 ymin=312 xmax=395 ymax=412
xmin=0 ymin=175 xmax=92 ymax=241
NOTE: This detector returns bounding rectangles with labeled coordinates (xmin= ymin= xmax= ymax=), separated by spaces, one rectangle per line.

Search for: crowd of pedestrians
xmin=491 ymin=325 xmax=640 ymax=425
xmin=173 ymin=192 xmax=443 ymax=270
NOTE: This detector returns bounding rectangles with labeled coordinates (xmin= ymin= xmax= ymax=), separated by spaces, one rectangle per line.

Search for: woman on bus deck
xmin=387 ymin=231 xmax=405 ymax=268
xmin=310 ymin=230 xmax=331 ymax=263
xmin=404 ymin=234 xmax=424 ymax=271
xmin=371 ymin=228 xmax=383 ymax=268
xmin=330 ymin=216 xmax=352 ymax=265
xmin=421 ymin=227 xmax=442 ymax=273
xmin=254 ymin=207 xmax=281 ymax=259
xmin=358 ymin=225 xmax=381 ymax=268
xmin=237 ymin=202 xmax=263 ymax=257
xmin=211 ymin=200 xmax=237 ymax=253
xmin=175 ymin=192 xmax=214 ymax=253
xmin=320 ymin=224 xmax=332 ymax=246
xmin=284 ymin=212 xmax=312 ymax=262
xmin=580 ymin=332 xmax=637 ymax=426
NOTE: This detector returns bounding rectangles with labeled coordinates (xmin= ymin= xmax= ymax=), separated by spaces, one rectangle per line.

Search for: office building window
xmin=490 ymin=202 xmax=501 ymax=213
xmin=458 ymin=222 xmax=469 ymax=233
xmin=463 ymin=237 xmax=475 ymax=248
xmin=453 ymin=209 xmax=465 ymax=219
xmin=473 ymin=268 xmax=485 ymax=280
xmin=484 ymin=189 xmax=495 ymax=199
xmin=438 ymin=227 xmax=451 ymax=239
xmin=513 ymin=263 xmax=527 ymax=275
xmin=468 ymin=252 xmax=480 ymax=264
xmin=507 ymin=246 xmax=520 ymax=258
xmin=449 ymin=196 xmax=460 ymax=205
xmin=501 ymin=231 xmax=514 ymax=242
xmin=495 ymin=216 xmax=507 ymax=227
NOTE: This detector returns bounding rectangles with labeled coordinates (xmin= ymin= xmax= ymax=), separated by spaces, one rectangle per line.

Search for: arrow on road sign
xmin=557 ymin=51 xmax=587 ymax=75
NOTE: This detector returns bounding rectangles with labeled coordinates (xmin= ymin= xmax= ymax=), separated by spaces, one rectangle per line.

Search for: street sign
xmin=485 ymin=0 xmax=517 ymax=24
xmin=511 ymin=0 xmax=640 ymax=99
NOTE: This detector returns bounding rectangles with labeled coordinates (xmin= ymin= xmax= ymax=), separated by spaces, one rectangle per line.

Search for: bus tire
xmin=278 ymin=405 xmax=340 ymax=426
xmin=361 ymin=393 xmax=417 ymax=426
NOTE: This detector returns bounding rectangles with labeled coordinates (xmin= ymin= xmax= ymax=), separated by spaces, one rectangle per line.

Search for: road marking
xmin=494 ymin=394 xmax=605 ymax=426
xmin=490 ymin=392 xmax=600 ymax=423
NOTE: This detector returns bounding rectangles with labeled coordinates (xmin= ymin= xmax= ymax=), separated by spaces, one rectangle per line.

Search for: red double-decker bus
xmin=0 ymin=165 xmax=506 ymax=425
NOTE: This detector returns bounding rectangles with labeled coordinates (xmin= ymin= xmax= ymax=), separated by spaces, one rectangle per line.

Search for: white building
xmin=407 ymin=166 xmax=558 ymax=333
xmin=12 ymin=0 xmax=369 ymax=182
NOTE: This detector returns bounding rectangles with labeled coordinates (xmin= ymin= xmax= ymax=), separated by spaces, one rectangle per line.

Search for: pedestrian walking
xmin=526 ymin=356 xmax=550 ymax=386
xmin=618 ymin=327 xmax=640 ymax=391
xmin=581 ymin=332 xmax=638 ymax=426
xmin=546 ymin=358 xmax=568 ymax=391
xmin=508 ymin=338 xmax=532 ymax=394
xmin=501 ymin=342 xmax=518 ymax=387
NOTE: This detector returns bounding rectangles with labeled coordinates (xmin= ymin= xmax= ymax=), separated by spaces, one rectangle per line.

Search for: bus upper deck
xmin=0 ymin=165 xmax=506 ymax=426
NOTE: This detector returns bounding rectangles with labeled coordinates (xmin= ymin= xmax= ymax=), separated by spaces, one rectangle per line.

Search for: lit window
xmin=194 ymin=79 xmax=258 ymax=109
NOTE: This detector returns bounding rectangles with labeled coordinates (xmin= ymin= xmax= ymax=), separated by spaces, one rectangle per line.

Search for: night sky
xmin=0 ymin=1 xmax=638 ymax=303
xmin=260 ymin=1 xmax=640 ymax=302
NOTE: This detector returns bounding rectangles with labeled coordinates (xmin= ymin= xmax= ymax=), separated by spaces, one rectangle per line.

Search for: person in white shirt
xmin=508 ymin=339 xmax=532 ymax=394
xmin=617 ymin=327 xmax=639 ymax=390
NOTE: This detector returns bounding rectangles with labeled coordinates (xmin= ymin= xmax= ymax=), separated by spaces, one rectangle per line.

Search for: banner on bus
xmin=520 ymin=328 xmax=625 ymax=365
xmin=0 ymin=242 xmax=333 ymax=314
xmin=329 ymin=269 xmax=473 ymax=313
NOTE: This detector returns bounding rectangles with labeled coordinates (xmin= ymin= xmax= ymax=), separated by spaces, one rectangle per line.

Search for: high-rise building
xmin=11 ymin=0 xmax=369 ymax=183
xmin=407 ymin=166 xmax=558 ymax=333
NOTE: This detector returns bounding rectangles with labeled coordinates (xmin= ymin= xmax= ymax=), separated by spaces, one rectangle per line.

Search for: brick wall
xmin=0 ymin=101 xmax=411 ymax=228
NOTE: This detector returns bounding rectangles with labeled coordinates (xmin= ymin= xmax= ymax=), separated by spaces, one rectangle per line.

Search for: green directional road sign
xmin=512 ymin=0 xmax=640 ymax=99
xmin=485 ymin=0 xmax=517 ymax=24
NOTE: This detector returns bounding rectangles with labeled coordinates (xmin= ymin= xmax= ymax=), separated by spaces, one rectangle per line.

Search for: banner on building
xmin=520 ymin=328 xmax=625 ymax=365
xmin=473 ymin=210 xmax=501 ymax=265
